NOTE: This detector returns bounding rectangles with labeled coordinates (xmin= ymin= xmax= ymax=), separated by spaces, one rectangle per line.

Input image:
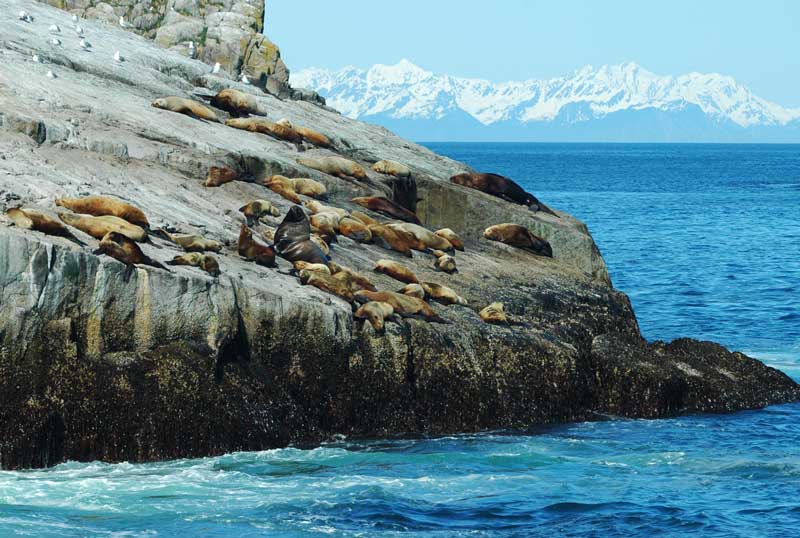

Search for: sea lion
xmin=225 ymin=117 xmax=302 ymax=143
xmin=387 ymin=223 xmax=453 ymax=252
xmin=293 ymin=261 xmax=331 ymax=275
xmin=338 ymin=216 xmax=372 ymax=243
xmin=354 ymin=290 xmax=443 ymax=323
xmin=392 ymin=175 xmax=419 ymax=213
xmin=450 ymin=172 xmax=558 ymax=216
xmin=274 ymin=206 xmax=330 ymax=265
xmin=420 ymin=282 xmax=466 ymax=306
xmin=483 ymin=224 xmax=553 ymax=257
xmin=309 ymin=212 xmax=340 ymax=238
xmin=351 ymin=196 xmax=420 ymax=224
xmin=310 ymin=233 xmax=330 ymax=256
xmin=264 ymin=176 xmax=302 ymax=204
xmin=59 ymin=212 xmax=147 ymax=242
xmin=434 ymin=253 xmax=457 ymax=274
xmin=354 ymin=301 xmax=396 ymax=332
xmin=328 ymin=262 xmax=377 ymax=292
xmin=94 ymin=232 xmax=165 ymax=270
xmin=367 ymin=224 xmax=413 ymax=257
xmin=168 ymin=252 xmax=221 ymax=277
xmin=275 ymin=118 xmax=293 ymax=129
xmin=298 ymin=269 xmax=353 ymax=302
xmin=239 ymin=199 xmax=280 ymax=226
xmin=371 ymin=160 xmax=411 ymax=178
xmin=153 ymin=229 xmax=222 ymax=252
xmin=5 ymin=208 xmax=82 ymax=243
xmin=374 ymin=259 xmax=419 ymax=284
xmin=351 ymin=210 xmax=379 ymax=226
xmin=435 ymin=228 xmax=464 ymax=251
xmin=480 ymin=302 xmax=508 ymax=325
xmin=304 ymin=200 xmax=348 ymax=218
xmin=399 ymin=283 xmax=426 ymax=299
xmin=152 ymin=96 xmax=221 ymax=123
xmin=55 ymin=195 xmax=150 ymax=229
xmin=297 ymin=156 xmax=367 ymax=180
xmin=289 ymin=178 xmax=327 ymax=198
xmin=275 ymin=119 xmax=331 ymax=147
xmin=238 ymin=224 xmax=276 ymax=267
xmin=205 ymin=166 xmax=237 ymax=187
xmin=209 ymin=88 xmax=261 ymax=117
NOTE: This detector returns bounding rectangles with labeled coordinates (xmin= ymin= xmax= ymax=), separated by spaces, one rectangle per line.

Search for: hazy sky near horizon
xmin=266 ymin=0 xmax=800 ymax=107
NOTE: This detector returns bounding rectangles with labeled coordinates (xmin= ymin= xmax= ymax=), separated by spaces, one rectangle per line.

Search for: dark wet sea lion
xmin=351 ymin=196 xmax=421 ymax=224
xmin=483 ymin=224 xmax=553 ymax=257
xmin=450 ymin=173 xmax=558 ymax=216
xmin=274 ymin=206 xmax=330 ymax=265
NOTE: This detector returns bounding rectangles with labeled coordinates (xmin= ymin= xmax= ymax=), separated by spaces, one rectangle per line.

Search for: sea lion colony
xmin=2 ymin=79 xmax=559 ymax=333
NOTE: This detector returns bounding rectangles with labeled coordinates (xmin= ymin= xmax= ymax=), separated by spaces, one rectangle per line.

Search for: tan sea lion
xmin=309 ymin=212 xmax=340 ymax=238
xmin=351 ymin=196 xmax=420 ymax=224
xmin=304 ymin=200 xmax=348 ymax=218
xmin=289 ymin=178 xmax=326 ymax=198
xmin=310 ymin=233 xmax=330 ymax=256
xmin=374 ymin=259 xmax=419 ymax=284
xmin=399 ymin=283 xmax=426 ymax=299
xmin=371 ymin=160 xmax=411 ymax=178
xmin=435 ymin=228 xmax=464 ymax=251
xmin=328 ymin=262 xmax=377 ymax=292
xmin=298 ymin=269 xmax=353 ymax=302
xmin=168 ymin=252 xmax=221 ymax=277
xmin=238 ymin=224 xmax=276 ymax=267
xmin=239 ymin=199 xmax=280 ymax=226
xmin=264 ymin=176 xmax=302 ymax=204
xmin=420 ymin=282 xmax=466 ymax=306
xmin=450 ymin=172 xmax=558 ymax=216
xmin=387 ymin=223 xmax=453 ymax=251
xmin=152 ymin=96 xmax=221 ymax=123
xmin=338 ymin=216 xmax=372 ymax=243
xmin=153 ymin=229 xmax=222 ymax=252
xmin=484 ymin=224 xmax=553 ymax=257
xmin=94 ymin=232 xmax=165 ymax=270
xmin=354 ymin=290 xmax=443 ymax=322
xmin=275 ymin=119 xmax=331 ymax=147
xmin=205 ymin=166 xmax=238 ymax=187
xmin=5 ymin=207 xmax=82 ymax=243
xmin=434 ymin=253 xmax=457 ymax=274
xmin=297 ymin=156 xmax=367 ymax=180
xmin=226 ymin=117 xmax=302 ymax=143
xmin=274 ymin=206 xmax=330 ymax=265
xmin=354 ymin=301 xmax=396 ymax=332
xmin=55 ymin=195 xmax=150 ymax=229
xmin=293 ymin=261 xmax=331 ymax=275
xmin=351 ymin=210 xmax=379 ymax=226
xmin=59 ymin=212 xmax=147 ymax=242
xmin=367 ymin=224 xmax=413 ymax=257
xmin=480 ymin=302 xmax=508 ymax=324
xmin=209 ymin=88 xmax=261 ymax=117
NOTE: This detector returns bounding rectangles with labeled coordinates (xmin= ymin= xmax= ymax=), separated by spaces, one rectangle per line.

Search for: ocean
xmin=1 ymin=143 xmax=798 ymax=537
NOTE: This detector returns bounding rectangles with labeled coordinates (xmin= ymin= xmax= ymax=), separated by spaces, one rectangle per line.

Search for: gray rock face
xmin=1 ymin=0 xmax=797 ymax=469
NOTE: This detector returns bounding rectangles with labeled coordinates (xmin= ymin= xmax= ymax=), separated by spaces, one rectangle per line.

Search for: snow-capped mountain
xmin=291 ymin=60 xmax=800 ymax=142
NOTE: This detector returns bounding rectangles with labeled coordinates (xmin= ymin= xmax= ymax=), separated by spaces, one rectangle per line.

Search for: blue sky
xmin=266 ymin=0 xmax=800 ymax=107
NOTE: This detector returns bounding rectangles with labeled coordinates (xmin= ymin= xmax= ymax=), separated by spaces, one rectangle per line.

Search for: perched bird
xmin=18 ymin=10 xmax=33 ymax=23
xmin=50 ymin=37 xmax=61 ymax=46
xmin=75 ymin=25 xmax=84 ymax=36
xmin=212 ymin=62 xmax=221 ymax=74
xmin=119 ymin=16 xmax=127 ymax=28
xmin=240 ymin=73 xmax=250 ymax=84
xmin=79 ymin=39 xmax=91 ymax=50
xmin=49 ymin=24 xmax=60 ymax=33
xmin=72 ymin=14 xmax=79 ymax=23
xmin=113 ymin=50 xmax=122 ymax=62
xmin=32 ymin=53 xmax=40 ymax=63
xmin=188 ymin=41 xmax=196 ymax=58
xmin=46 ymin=70 xmax=56 ymax=79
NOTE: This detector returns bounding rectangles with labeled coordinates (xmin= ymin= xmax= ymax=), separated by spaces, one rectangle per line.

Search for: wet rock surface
xmin=1 ymin=0 xmax=798 ymax=469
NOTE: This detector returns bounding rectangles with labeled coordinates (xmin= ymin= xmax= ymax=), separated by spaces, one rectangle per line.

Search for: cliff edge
xmin=1 ymin=0 xmax=797 ymax=469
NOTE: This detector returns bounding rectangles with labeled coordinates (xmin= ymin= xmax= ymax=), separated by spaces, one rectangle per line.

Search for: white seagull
xmin=113 ymin=51 xmax=122 ymax=62
xmin=49 ymin=24 xmax=60 ymax=33
xmin=75 ymin=25 xmax=84 ymax=36
xmin=50 ymin=37 xmax=61 ymax=46
xmin=212 ymin=62 xmax=221 ymax=74
xmin=46 ymin=70 xmax=56 ymax=79
xmin=79 ymin=38 xmax=91 ymax=50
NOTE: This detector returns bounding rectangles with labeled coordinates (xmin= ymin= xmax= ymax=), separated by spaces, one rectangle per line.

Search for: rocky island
xmin=1 ymin=0 xmax=797 ymax=470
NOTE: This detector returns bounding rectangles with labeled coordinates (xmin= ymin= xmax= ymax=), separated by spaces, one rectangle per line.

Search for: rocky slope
xmin=1 ymin=0 xmax=797 ymax=470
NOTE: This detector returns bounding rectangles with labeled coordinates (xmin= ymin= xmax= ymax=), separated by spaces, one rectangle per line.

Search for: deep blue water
xmin=2 ymin=144 xmax=799 ymax=537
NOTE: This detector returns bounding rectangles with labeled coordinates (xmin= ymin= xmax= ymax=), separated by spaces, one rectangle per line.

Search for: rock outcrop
xmin=1 ymin=0 xmax=798 ymax=470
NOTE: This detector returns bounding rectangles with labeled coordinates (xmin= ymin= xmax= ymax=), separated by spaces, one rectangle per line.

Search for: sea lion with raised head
xmin=239 ymin=199 xmax=280 ymax=226
xmin=152 ymin=96 xmax=221 ymax=122
xmin=354 ymin=290 xmax=443 ymax=323
xmin=371 ymin=160 xmax=411 ymax=178
xmin=435 ymin=228 xmax=464 ymax=251
xmin=55 ymin=195 xmax=150 ymax=229
xmin=420 ymin=282 xmax=466 ymax=306
xmin=450 ymin=172 xmax=558 ymax=216
xmin=208 ymin=88 xmax=262 ymax=117
xmin=297 ymin=156 xmax=367 ymax=180
xmin=5 ymin=208 xmax=82 ymax=243
xmin=59 ymin=212 xmax=147 ymax=242
xmin=298 ymin=269 xmax=353 ymax=302
xmin=238 ymin=224 xmax=276 ymax=267
xmin=205 ymin=166 xmax=238 ymax=187
xmin=274 ymin=206 xmax=330 ymax=265
xmin=168 ymin=252 xmax=221 ymax=277
xmin=354 ymin=301 xmax=396 ymax=332
xmin=94 ymin=232 xmax=165 ymax=270
xmin=351 ymin=196 xmax=420 ymax=224
xmin=483 ymin=224 xmax=553 ymax=257
xmin=374 ymin=259 xmax=419 ymax=284
xmin=226 ymin=117 xmax=302 ymax=143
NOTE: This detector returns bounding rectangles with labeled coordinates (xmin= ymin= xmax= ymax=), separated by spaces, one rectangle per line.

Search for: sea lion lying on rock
xmin=420 ymin=282 xmax=467 ymax=306
xmin=264 ymin=176 xmax=302 ymax=204
xmin=153 ymin=229 xmax=222 ymax=252
xmin=298 ymin=269 xmax=353 ymax=302
xmin=205 ymin=166 xmax=238 ymax=187
xmin=309 ymin=213 xmax=340 ymax=238
xmin=480 ymin=302 xmax=508 ymax=324
xmin=354 ymin=301 xmax=397 ymax=332
xmin=338 ymin=216 xmax=372 ymax=243
xmin=450 ymin=172 xmax=558 ymax=216
xmin=152 ymin=97 xmax=221 ymax=123
xmin=293 ymin=261 xmax=331 ymax=275
xmin=399 ymin=283 xmax=426 ymax=299
xmin=304 ymin=200 xmax=348 ymax=218
xmin=277 ymin=119 xmax=332 ymax=148
xmin=5 ymin=207 xmax=82 ymax=243
xmin=367 ymin=224 xmax=414 ymax=257
xmin=351 ymin=210 xmax=379 ymax=226
xmin=274 ymin=206 xmax=330 ymax=265
xmin=239 ymin=199 xmax=280 ymax=226
xmin=435 ymin=228 xmax=464 ymax=251
xmin=168 ymin=252 xmax=221 ymax=277
xmin=208 ymin=88 xmax=263 ymax=117
xmin=372 ymin=160 xmax=411 ymax=178
xmin=351 ymin=196 xmax=421 ymax=224
xmin=289 ymin=178 xmax=327 ymax=198
xmin=94 ymin=232 xmax=165 ymax=270
xmin=354 ymin=290 xmax=444 ymax=323
xmin=387 ymin=223 xmax=453 ymax=252
xmin=432 ymin=251 xmax=457 ymax=274
xmin=297 ymin=156 xmax=367 ymax=180
xmin=55 ymin=195 xmax=150 ymax=229
xmin=59 ymin=212 xmax=148 ymax=242
xmin=226 ymin=117 xmax=302 ymax=143
xmin=374 ymin=259 xmax=419 ymax=284
xmin=483 ymin=224 xmax=553 ymax=257
xmin=238 ymin=224 xmax=276 ymax=267
xmin=329 ymin=262 xmax=377 ymax=292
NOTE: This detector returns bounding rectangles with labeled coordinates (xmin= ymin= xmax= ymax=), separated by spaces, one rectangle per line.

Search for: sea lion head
xmin=151 ymin=98 xmax=167 ymax=109
xmin=285 ymin=205 xmax=307 ymax=223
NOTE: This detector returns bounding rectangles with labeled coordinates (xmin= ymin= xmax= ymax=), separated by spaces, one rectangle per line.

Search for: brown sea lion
xmin=399 ymin=283 xmax=426 ymax=299
xmin=420 ymin=282 xmax=467 ymax=306
xmin=309 ymin=213 xmax=340 ymax=238
xmin=304 ymin=200 xmax=348 ymax=218
xmin=264 ymin=176 xmax=302 ymax=204
xmin=153 ymin=229 xmax=222 ymax=252
xmin=392 ymin=175 xmax=419 ymax=213
xmin=205 ymin=166 xmax=238 ymax=187
xmin=275 ymin=119 xmax=331 ymax=147
xmin=209 ymin=88 xmax=261 ymax=117
xmin=59 ymin=212 xmax=147 ymax=242
xmin=483 ymin=224 xmax=553 ymax=257
xmin=354 ymin=290 xmax=443 ymax=323
xmin=238 ymin=224 xmax=276 ymax=267
xmin=152 ymin=96 xmax=221 ymax=122
xmin=289 ymin=178 xmax=327 ymax=198
xmin=338 ymin=216 xmax=372 ymax=243
xmin=374 ymin=259 xmax=419 ymax=284
xmin=298 ymin=269 xmax=353 ymax=302
xmin=387 ymin=223 xmax=453 ymax=251
xmin=351 ymin=196 xmax=420 ymax=224
xmin=226 ymin=117 xmax=302 ymax=143
xmin=450 ymin=172 xmax=558 ymax=216
xmin=351 ymin=210 xmax=379 ymax=226
xmin=168 ymin=252 xmax=221 ymax=277
xmin=434 ymin=253 xmax=457 ymax=274
xmin=328 ymin=262 xmax=377 ymax=292
xmin=354 ymin=301 xmax=396 ymax=332
xmin=55 ymin=195 xmax=150 ymax=229
xmin=371 ymin=160 xmax=411 ymax=178
xmin=367 ymin=224 xmax=413 ymax=257
xmin=239 ymin=199 xmax=280 ymax=226
xmin=480 ymin=302 xmax=508 ymax=325
xmin=5 ymin=207 xmax=82 ymax=243
xmin=274 ymin=206 xmax=330 ymax=265
xmin=94 ymin=232 xmax=165 ymax=270
xmin=293 ymin=261 xmax=331 ymax=275
xmin=297 ymin=156 xmax=367 ymax=180
xmin=435 ymin=228 xmax=464 ymax=251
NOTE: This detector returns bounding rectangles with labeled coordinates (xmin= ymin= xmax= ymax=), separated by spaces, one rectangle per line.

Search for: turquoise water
xmin=2 ymin=144 xmax=799 ymax=537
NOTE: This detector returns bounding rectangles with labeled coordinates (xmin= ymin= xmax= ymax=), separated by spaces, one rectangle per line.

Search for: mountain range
xmin=291 ymin=60 xmax=800 ymax=142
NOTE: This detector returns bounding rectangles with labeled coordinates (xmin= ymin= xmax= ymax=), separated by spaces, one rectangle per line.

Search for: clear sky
xmin=265 ymin=0 xmax=800 ymax=107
